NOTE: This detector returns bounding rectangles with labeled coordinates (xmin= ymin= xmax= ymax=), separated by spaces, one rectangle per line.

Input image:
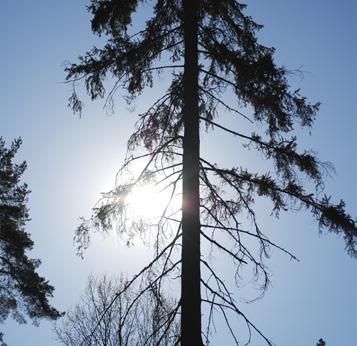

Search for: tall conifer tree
xmin=66 ymin=1 xmax=356 ymax=344
xmin=0 ymin=138 xmax=62 ymax=339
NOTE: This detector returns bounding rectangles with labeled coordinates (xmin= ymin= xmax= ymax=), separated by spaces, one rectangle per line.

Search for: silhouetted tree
xmin=0 ymin=333 xmax=7 ymax=346
xmin=0 ymin=138 xmax=62 ymax=340
xmin=55 ymin=274 xmax=179 ymax=346
xmin=317 ymin=338 xmax=326 ymax=346
xmin=65 ymin=1 xmax=357 ymax=345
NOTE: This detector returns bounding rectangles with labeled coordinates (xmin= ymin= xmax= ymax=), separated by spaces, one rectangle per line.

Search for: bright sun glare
xmin=126 ymin=184 xmax=180 ymax=220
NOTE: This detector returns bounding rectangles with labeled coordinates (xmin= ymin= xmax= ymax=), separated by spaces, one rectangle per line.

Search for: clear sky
xmin=0 ymin=1 xmax=356 ymax=345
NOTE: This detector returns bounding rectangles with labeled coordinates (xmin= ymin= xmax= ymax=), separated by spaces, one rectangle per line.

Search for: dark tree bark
xmin=181 ymin=0 xmax=202 ymax=345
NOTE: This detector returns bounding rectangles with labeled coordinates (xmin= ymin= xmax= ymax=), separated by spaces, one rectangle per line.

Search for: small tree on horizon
xmin=55 ymin=274 xmax=179 ymax=346
xmin=65 ymin=1 xmax=357 ymax=345
xmin=317 ymin=338 xmax=326 ymax=346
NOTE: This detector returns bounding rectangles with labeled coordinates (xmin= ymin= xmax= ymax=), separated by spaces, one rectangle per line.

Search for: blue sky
xmin=0 ymin=1 xmax=356 ymax=345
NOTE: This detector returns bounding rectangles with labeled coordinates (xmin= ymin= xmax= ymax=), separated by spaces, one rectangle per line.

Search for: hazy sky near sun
xmin=0 ymin=1 xmax=356 ymax=345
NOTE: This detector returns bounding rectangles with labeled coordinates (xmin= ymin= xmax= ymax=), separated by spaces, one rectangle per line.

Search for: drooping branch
xmin=200 ymin=158 xmax=357 ymax=256
xmin=200 ymin=279 xmax=273 ymax=346
xmin=201 ymin=224 xmax=298 ymax=261
xmin=199 ymin=116 xmax=327 ymax=184
xmin=199 ymin=85 xmax=253 ymax=123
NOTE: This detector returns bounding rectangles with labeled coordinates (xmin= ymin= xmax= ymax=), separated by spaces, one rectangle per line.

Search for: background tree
xmin=55 ymin=274 xmax=179 ymax=346
xmin=0 ymin=138 xmax=62 ymax=341
xmin=65 ymin=1 xmax=357 ymax=345
xmin=0 ymin=333 xmax=7 ymax=346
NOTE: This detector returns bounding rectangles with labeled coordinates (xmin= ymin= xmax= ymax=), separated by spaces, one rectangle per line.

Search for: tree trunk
xmin=181 ymin=0 xmax=202 ymax=345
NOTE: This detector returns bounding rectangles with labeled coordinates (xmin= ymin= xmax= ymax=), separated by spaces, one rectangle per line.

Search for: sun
xmin=126 ymin=184 xmax=180 ymax=220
